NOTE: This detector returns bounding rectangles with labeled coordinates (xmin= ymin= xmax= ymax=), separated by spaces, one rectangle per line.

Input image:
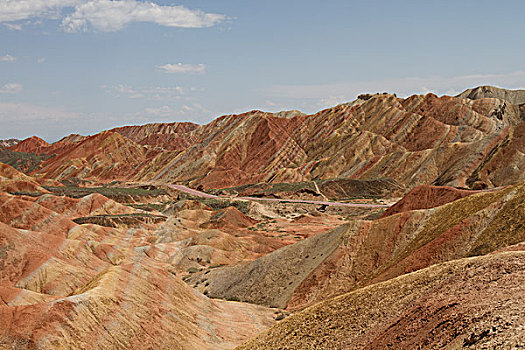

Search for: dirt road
xmin=168 ymin=184 xmax=390 ymax=208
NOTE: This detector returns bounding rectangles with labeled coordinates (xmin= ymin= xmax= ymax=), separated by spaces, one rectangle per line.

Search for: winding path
xmin=168 ymin=184 xmax=390 ymax=208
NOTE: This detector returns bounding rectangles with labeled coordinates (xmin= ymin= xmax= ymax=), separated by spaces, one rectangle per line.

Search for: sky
xmin=0 ymin=0 xmax=524 ymax=142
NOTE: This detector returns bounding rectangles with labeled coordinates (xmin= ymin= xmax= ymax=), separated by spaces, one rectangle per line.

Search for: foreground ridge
xmin=237 ymin=251 xmax=525 ymax=349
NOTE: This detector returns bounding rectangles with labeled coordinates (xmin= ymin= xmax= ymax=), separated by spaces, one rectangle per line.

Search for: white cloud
xmin=0 ymin=54 xmax=16 ymax=62
xmin=0 ymin=83 xmax=22 ymax=93
xmin=314 ymin=96 xmax=347 ymax=109
xmin=61 ymin=0 xmax=226 ymax=32
xmin=187 ymin=102 xmax=209 ymax=115
xmin=36 ymin=57 xmax=45 ymax=63
xmin=157 ymin=63 xmax=206 ymax=74
xmin=0 ymin=0 xmax=82 ymax=22
xmin=0 ymin=0 xmax=227 ymax=32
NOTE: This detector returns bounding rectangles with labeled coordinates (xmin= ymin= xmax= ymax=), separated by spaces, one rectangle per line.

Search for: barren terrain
xmin=1 ymin=86 xmax=524 ymax=349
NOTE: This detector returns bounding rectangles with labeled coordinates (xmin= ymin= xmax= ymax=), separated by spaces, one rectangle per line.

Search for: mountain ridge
xmin=10 ymin=86 xmax=520 ymax=192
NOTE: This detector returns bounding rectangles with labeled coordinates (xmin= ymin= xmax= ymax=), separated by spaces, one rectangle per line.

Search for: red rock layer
xmin=238 ymin=251 xmax=525 ymax=350
xmin=8 ymin=136 xmax=49 ymax=153
xmin=35 ymin=131 xmax=159 ymax=182
xmin=0 ymin=191 xmax=276 ymax=349
xmin=379 ymin=184 xmax=478 ymax=218
xmin=111 ymin=121 xmax=199 ymax=151
xmin=193 ymin=180 xmax=525 ymax=310
xmin=16 ymin=88 xmax=523 ymax=190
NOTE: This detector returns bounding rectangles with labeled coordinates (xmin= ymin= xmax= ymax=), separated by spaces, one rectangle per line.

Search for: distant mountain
xmin=35 ymin=131 xmax=158 ymax=182
xmin=457 ymin=85 xmax=525 ymax=105
xmin=110 ymin=121 xmax=199 ymax=151
xmin=7 ymin=136 xmax=49 ymax=153
xmin=0 ymin=138 xmax=19 ymax=148
xmin=23 ymin=86 xmax=524 ymax=191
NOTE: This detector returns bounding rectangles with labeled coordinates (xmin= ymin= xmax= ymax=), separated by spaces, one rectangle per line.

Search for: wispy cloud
xmin=101 ymin=84 xmax=187 ymax=101
xmin=0 ymin=0 xmax=227 ymax=32
xmin=143 ymin=105 xmax=174 ymax=118
xmin=3 ymin=22 xmax=22 ymax=30
xmin=0 ymin=102 xmax=76 ymax=122
xmin=141 ymin=102 xmax=210 ymax=119
xmin=0 ymin=54 xmax=16 ymax=62
xmin=0 ymin=83 xmax=22 ymax=93
xmin=267 ymin=71 xmax=525 ymax=112
xmin=157 ymin=63 xmax=206 ymax=74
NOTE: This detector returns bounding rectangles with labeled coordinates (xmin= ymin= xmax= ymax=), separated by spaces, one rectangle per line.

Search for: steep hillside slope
xmin=135 ymin=88 xmax=524 ymax=190
xmin=378 ymin=184 xmax=477 ymax=218
xmin=110 ymin=121 xmax=199 ymax=151
xmin=14 ymin=87 xmax=523 ymax=191
xmin=35 ymin=131 xmax=158 ymax=182
xmin=237 ymin=251 xmax=525 ymax=350
xmin=0 ymin=162 xmax=49 ymax=193
xmin=7 ymin=136 xmax=49 ymax=154
xmin=190 ymin=179 xmax=525 ymax=309
xmin=135 ymin=111 xmax=308 ymax=188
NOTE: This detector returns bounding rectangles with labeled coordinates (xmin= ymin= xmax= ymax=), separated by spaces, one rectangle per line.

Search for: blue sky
xmin=1 ymin=0 xmax=524 ymax=141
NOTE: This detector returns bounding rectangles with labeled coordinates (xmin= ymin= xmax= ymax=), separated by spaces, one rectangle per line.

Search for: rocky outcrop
xmin=457 ymin=85 xmax=525 ymax=105
xmin=0 ymin=139 xmax=19 ymax=148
